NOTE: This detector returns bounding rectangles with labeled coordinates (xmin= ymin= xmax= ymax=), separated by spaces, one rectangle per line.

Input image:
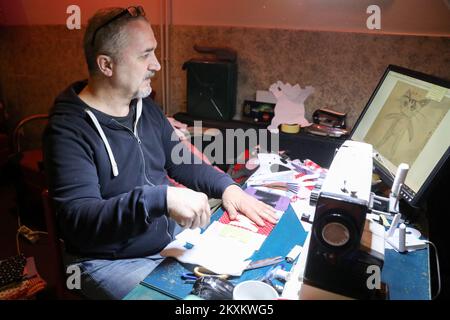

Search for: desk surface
xmin=124 ymin=206 xmax=430 ymax=300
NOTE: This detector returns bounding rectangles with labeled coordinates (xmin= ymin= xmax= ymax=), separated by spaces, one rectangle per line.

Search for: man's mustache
xmin=144 ymin=71 xmax=155 ymax=80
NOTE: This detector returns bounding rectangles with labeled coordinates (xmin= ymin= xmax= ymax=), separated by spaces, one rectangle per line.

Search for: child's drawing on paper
xmin=364 ymin=81 xmax=450 ymax=166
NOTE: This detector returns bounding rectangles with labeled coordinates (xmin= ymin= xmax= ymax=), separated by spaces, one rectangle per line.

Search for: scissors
xmin=181 ymin=273 xmax=198 ymax=281
xmin=193 ymin=267 xmax=229 ymax=280
xmin=181 ymin=257 xmax=283 ymax=283
xmin=180 ymin=267 xmax=229 ymax=283
xmin=181 ymin=272 xmax=198 ymax=283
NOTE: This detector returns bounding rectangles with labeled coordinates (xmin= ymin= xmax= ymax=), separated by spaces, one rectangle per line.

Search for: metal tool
xmin=244 ymin=256 xmax=284 ymax=271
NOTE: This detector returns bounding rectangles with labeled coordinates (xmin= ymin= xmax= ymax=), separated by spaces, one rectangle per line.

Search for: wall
xmin=3 ymin=0 xmax=449 ymax=35
xmin=0 ymin=0 xmax=162 ymax=25
xmin=165 ymin=0 xmax=449 ymax=127
xmin=168 ymin=26 xmax=450 ymax=128
xmin=0 ymin=27 xmax=163 ymax=136
xmin=171 ymin=0 xmax=450 ymax=36
xmin=0 ymin=1 xmax=163 ymax=135
xmin=0 ymin=0 xmax=449 ymax=135
xmin=0 ymin=0 xmax=165 ymax=129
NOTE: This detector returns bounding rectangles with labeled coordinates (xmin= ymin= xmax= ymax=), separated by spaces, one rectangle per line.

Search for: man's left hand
xmin=222 ymin=185 xmax=279 ymax=227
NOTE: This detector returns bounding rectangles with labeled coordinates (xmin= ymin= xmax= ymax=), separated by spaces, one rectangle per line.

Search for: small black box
xmin=183 ymin=59 xmax=237 ymax=121
xmin=242 ymin=100 xmax=275 ymax=123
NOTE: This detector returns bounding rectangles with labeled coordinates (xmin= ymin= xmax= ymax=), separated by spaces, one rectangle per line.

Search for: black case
xmin=183 ymin=59 xmax=237 ymax=121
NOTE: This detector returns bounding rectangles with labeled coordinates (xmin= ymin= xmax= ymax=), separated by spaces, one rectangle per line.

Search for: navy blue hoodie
xmin=43 ymin=80 xmax=235 ymax=259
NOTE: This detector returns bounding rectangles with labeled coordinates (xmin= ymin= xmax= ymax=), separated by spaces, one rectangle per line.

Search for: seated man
xmin=43 ymin=6 xmax=278 ymax=300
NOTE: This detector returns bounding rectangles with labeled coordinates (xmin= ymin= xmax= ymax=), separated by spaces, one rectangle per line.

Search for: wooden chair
xmin=41 ymin=189 xmax=66 ymax=299
xmin=12 ymin=114 xmax=48 ymax=229
xmin=41 ymin=189 xmax=82 ymax=299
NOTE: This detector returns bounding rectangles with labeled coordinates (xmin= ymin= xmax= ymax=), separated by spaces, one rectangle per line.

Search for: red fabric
xmin=218 ymin=211 xmax=275 ymax=236
xmin=0 ymin=257 xmax=47 ymax=300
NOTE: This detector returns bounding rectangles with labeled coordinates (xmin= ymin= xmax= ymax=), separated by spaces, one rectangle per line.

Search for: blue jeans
xmin=65 ymin=224 xmax=183 ymax=300
xmin=67 ymin=253 xmax=165 ymax=300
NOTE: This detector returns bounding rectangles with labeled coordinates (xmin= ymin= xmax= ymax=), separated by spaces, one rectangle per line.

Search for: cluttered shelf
xmin=173 ymin=112 xmax=345 ymax=169
xmin=173 ymin=112 xmax=268 ymax=130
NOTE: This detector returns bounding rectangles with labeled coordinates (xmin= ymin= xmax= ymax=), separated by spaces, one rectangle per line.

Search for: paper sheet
xmin=160 ymin=221 xmax=265 ymax=276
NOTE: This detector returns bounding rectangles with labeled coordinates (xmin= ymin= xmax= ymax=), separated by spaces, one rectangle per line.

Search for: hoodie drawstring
xmin=134 ymin=98 xmax=142 ymax=136
xmin=85 ymin=99 xmax=143 ymax=177
xmin=85 ymin=109 xmax=119 ymax=177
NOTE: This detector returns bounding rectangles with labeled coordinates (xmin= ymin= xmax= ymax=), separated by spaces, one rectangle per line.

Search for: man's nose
xmin=149 ymin=57 xmax=161 ymax=72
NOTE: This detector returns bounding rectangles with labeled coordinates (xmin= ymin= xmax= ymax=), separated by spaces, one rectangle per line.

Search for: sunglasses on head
xmin=91 ymin=6 xmax=145 ymax=46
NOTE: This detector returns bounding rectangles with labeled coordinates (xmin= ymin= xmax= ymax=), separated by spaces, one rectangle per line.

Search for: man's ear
xmin=96 ymin=54 xmax=114 ymax=77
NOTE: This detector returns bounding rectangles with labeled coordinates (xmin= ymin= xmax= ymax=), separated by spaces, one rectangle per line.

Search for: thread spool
xmin=398 ymin=223 xmax=406 ymax=253
xmin=285 ymin=245 xmax=302 ymax=263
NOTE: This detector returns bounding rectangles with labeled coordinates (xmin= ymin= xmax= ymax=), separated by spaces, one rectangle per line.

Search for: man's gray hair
xmin=83 ymin=7 xmax=148 ymax=75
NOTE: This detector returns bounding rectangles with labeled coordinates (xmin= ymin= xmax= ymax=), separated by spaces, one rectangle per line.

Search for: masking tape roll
xmin=281 ymin=123 xmax=300 ymax=134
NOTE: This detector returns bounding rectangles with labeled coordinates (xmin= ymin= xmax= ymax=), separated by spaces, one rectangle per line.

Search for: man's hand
xmin=166 ymin=187 xmax=211 ymax=229
xmin=222 ymin=185 xmax=279 ymax=227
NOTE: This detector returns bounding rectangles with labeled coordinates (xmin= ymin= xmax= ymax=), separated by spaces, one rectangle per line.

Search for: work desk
xmin=124 ymin=114 xmax=431 ymax=300
xmin=124 ymin=205 xmax=431 ymax=300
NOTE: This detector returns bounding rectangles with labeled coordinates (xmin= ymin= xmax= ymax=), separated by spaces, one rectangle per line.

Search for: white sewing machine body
xmin=320 ymin=140 xmax=373 ymax=204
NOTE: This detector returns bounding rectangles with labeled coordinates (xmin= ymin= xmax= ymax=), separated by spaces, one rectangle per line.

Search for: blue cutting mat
xmin=140 ymin=204 xmax=308 ymax=300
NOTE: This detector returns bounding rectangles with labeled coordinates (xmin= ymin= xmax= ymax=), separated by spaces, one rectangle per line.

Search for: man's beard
xmin=134 ymin=72 xmax=154 ymax=99
xmin=136 ymin=85 xmax=152 ymax=99
xmin=134 ymin=79 xmax=153 ymax=99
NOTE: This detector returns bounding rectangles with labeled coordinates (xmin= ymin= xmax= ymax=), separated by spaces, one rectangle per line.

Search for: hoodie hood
xmin=52 ymin=80 xmax=143 ymax=177
xmin=51 ymin=80 xmax=139 ymax=126
xmin=51 ymin=80 xmax=90 ymax=118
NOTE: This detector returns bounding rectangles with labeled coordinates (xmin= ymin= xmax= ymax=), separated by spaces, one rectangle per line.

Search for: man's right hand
xmin=166 ymin=186 xmax=211 ymax=229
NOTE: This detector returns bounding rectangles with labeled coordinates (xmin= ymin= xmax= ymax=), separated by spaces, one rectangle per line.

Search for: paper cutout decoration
xmin=267 ymin=81 xmax=314 ymax=132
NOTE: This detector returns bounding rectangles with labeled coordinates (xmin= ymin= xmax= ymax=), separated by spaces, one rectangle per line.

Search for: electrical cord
xmin=16 ymin=215 xmax=50 ymax=255
xmin=424 ymin=240 xmax=441 ymax=300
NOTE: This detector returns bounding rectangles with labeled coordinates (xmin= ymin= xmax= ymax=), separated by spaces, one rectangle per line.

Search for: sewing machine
xmin=283 ymin=140 xmax=386 ymax=299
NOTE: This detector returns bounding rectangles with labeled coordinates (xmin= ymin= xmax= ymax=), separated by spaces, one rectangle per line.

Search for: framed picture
xmin=351 ymin=65 xmax=450 ymax=205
